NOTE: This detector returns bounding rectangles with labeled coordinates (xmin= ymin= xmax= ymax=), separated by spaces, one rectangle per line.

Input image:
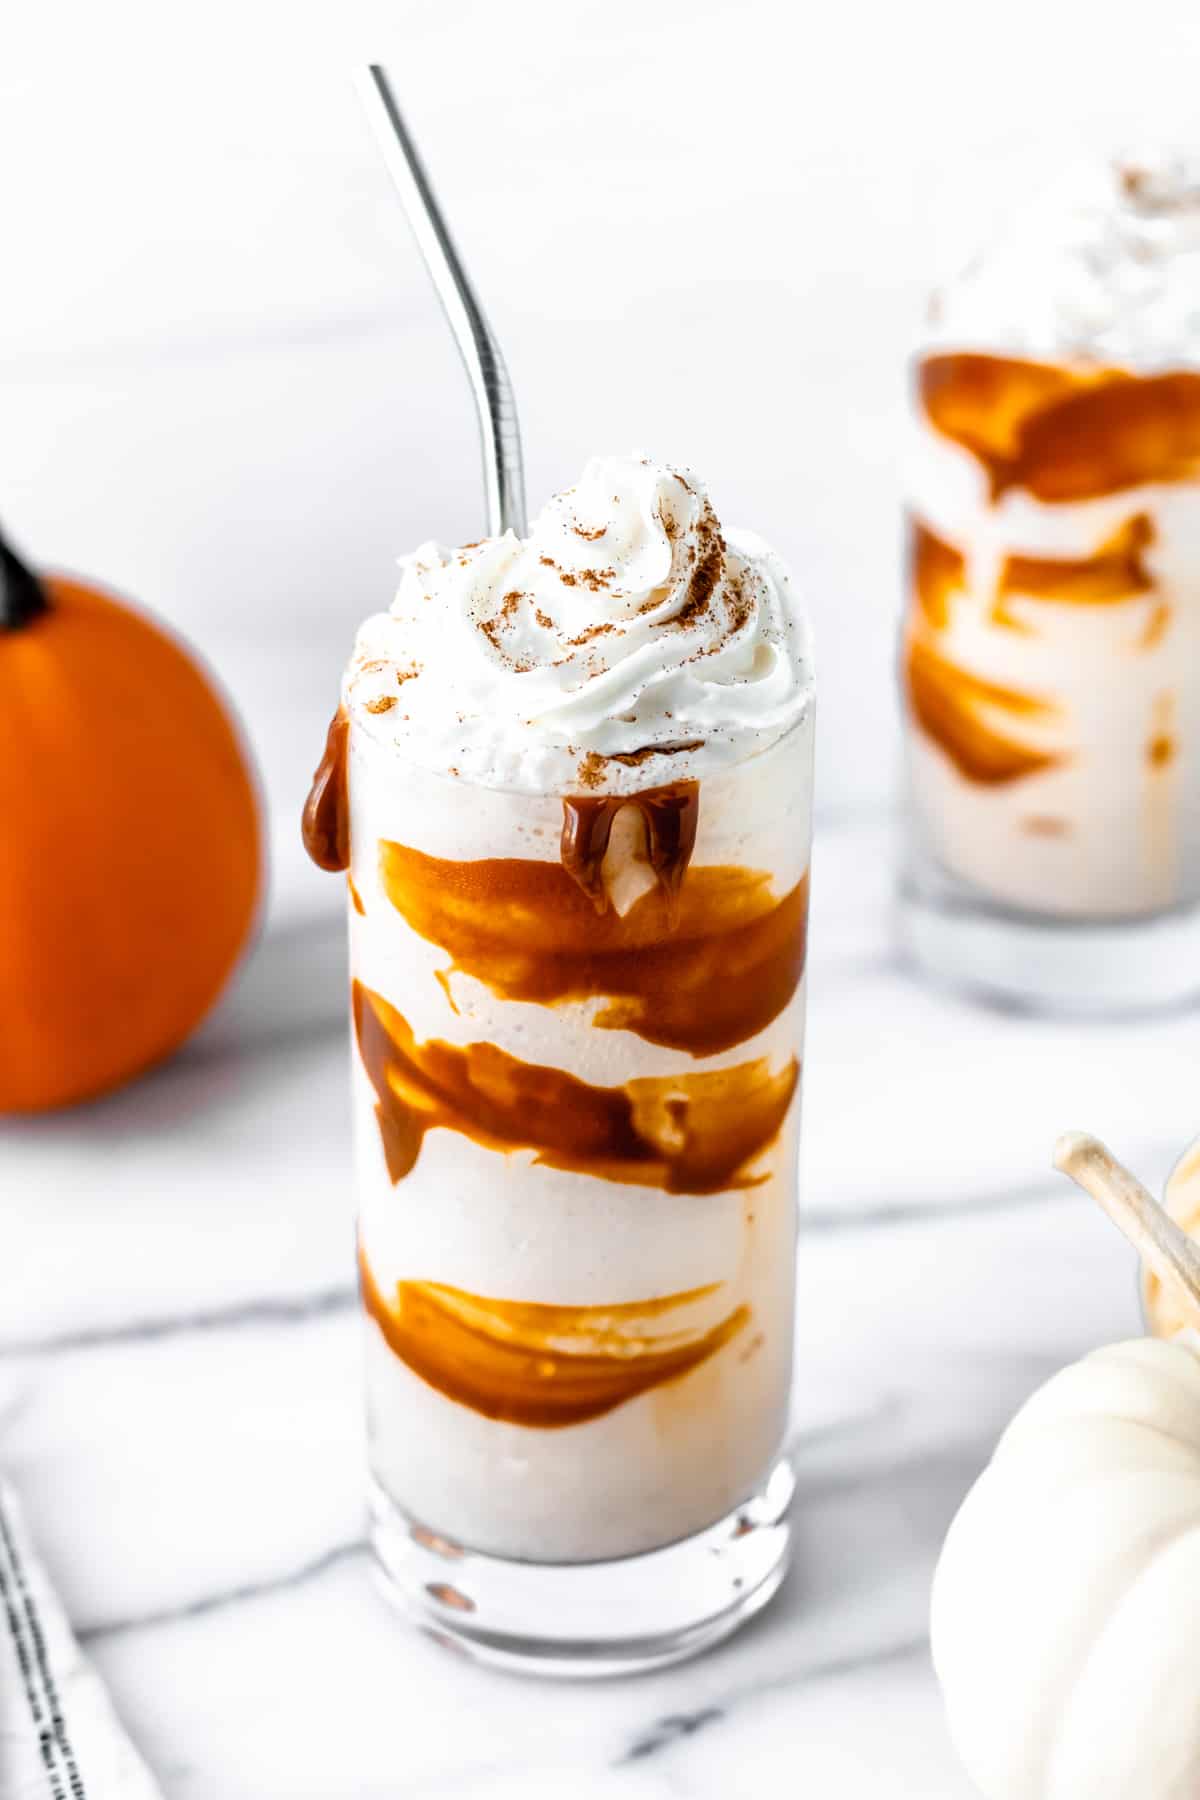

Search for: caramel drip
xmin=560 ymin=782 xmax=699 ymax=913
xmin=301 ymin=707 xmax=350 ymax=872
xmin=379 ymin=843 xmax=808 ymax=1057
xmin=920 ymin=353 xmax=1090 ymax=470
xmin=1148 ymin=692 xmax=1177 ymax=770
xmin=1142 ymin=600 xmax=1173 ymax=649
xmin=910 ymin=518 xmax=966 ymax=629
xmin=359 ymin=1247 xmax=749 ymax=1428
xmin=348 ymin=877 xmax=366 ymax=915
xmin=920 ymin=354 xmax=1200 ymax=502
xmin=999 ymin=513 xmax=1156 ymax=604
xmin=903 ymin=636 xmax=1063 ymax=785
xmin=353 ymin=981 xmax=797 ymax=1194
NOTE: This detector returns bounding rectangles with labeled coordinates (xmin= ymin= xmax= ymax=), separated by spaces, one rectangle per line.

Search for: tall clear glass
xmin=899 ymin=345 xmax=1200 ymax=1013
xmin=345 ymin=712 xmax=813 ymax=1674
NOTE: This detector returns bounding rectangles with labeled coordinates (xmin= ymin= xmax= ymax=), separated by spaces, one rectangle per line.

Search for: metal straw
xmin=356 ymin=64 xmax=527 ymax=539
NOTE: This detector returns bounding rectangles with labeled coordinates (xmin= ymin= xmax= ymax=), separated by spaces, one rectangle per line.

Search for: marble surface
xmin=3 ymin=810 xmax=1190 ymax=1799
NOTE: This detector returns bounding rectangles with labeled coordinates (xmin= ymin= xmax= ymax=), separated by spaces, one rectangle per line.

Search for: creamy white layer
xmin=362 ymin=1162 xmax=797 ymax=1563
xmin=344 ymin=452 xmax=813 ymax=794
xmin=348 ymin=720 xmax=810 ymax=1562
xmin=907 ymin=421 xmax=1200 ymax=917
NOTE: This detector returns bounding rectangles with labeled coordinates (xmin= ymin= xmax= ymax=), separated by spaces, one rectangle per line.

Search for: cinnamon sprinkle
xmin=672 ymin=506 xmax=726 ymax=627
xmin=724 ymin=572 xmax=753 ymax=636
xmin=566 ymin=620 xmax=615 ymax=646
xmin=477 ymin=618 xmax=532 ymax=671
xmin=576 ymin=567 xmax=616 ymax=592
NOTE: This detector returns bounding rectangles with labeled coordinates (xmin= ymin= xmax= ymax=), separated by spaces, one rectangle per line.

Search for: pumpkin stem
xmin=1054 ymin=1131 xmax=1200 ymax=1329
xmin=0 ymin=527 xmax=49 ymax=631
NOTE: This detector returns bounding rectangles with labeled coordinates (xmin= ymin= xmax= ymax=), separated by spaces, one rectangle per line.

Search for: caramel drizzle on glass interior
xmin=919 ymin=354 xmax=1200 ymax=502
xmin=561 ymin=782 xmax=699 ymax=915
xmin=902 ymin=350 xmax=1200 ymax=783
xmin=304 ymin=719 xmax=805 ymax=1425
xmin=358 ymin=1247 xmax=750 ymax=1429
xmin=379 ymin=840 xmax=807 ymax=1057
xmin=354 ymin=979 xmax=798 ymax=1195
xmin=904 ymin=519 xmax=1063 ymax=784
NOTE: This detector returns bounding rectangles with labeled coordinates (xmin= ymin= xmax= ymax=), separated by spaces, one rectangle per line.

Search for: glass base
xmin=899 ymin=865 xmax=1200 ymax=1016
xmin=367 ymin=1457 xmax=795 ymax=1679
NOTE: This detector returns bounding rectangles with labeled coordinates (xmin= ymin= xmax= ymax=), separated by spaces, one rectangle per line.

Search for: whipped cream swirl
xmin=928 ymin=150 xmax=1200 ymax=369
xmin=345 ymin=453 xmax=812 ymax=793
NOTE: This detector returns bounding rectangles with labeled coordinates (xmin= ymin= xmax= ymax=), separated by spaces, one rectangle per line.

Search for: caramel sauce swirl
xmin=903 ymin=635 xmax=1063 ymax=785
xmin=359 ymin=1248 xmax=749 ymax=1428
xmin=998 ymin=513 xmax=1156 ymax=604
xmin=561 ymin=783 xmax=699 ymax=914
xmin=379 ymin=843 xmax=807 ymax=1057
xmin=919 ymin=353 xmax=1093 ymax=472
xmin=354 ymin=981 xmax=797 ymax=1194
xmin=301 ymin=707 xmax=350 ymax=872
xmin=911 ymin=519 xmax=967 ymax=629
xmin=912 ymin=511 xmax=1157 ymax=622
xmin=904 ymin=506 xmax=1161 ymax=783
xmin=905 ymin=519 xmax=1064 ymax=784
xmin=920 ymin=353 xmax=1200 ymax=502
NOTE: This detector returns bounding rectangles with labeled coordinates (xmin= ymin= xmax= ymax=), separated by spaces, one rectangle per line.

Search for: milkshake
xmin=901 ymin=153 xmax=1200 ymax=1010
xmin=304 ymin=452 xmax=814 ymax=1671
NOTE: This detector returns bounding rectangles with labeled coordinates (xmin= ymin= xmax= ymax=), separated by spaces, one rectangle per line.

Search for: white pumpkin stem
xmin=1054 ymin=1131 xmax=1200 ymax=1326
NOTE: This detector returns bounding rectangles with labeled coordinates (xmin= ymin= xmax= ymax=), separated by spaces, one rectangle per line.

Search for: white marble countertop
xmin=2 ymin=811 xmax=1191 ymax=1800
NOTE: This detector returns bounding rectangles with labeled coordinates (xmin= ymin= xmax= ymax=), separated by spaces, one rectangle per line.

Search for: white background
xmin=4 ymin=0 xmax=1197 ymax=916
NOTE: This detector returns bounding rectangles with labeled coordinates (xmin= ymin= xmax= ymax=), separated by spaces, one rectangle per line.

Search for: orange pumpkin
xmin=0 ymin=542 xmax=262 ymax=1111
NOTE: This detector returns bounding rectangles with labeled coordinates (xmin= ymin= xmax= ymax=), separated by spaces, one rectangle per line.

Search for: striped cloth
xmin=0 ymin=1480 xmax=160 ymax=1800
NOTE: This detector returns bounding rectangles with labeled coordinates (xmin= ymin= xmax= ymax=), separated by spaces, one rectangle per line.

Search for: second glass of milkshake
xmin=305 ymin=452 xmax=814 ymax=1673
xmin=901 ymin=153 xmax=1200 ymax=1011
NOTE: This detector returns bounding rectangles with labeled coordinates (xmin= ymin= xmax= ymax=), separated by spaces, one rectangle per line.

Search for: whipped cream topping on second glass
xmin=928 ymin=151 xmax=1200 ymax=369
xmin=346 ymin=452 xmax=812 ymax=792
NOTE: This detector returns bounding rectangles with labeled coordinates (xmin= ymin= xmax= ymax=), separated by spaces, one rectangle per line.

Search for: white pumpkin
xmin=932 ymin=1335 xmax=1200 ymax=1800
xmin=1146 ymin=1134 xmax=1200 ymax=1339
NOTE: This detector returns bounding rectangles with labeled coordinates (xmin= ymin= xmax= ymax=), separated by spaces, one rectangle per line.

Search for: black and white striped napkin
xmin=0 ymin=1481 xmax=160 ymax=1800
